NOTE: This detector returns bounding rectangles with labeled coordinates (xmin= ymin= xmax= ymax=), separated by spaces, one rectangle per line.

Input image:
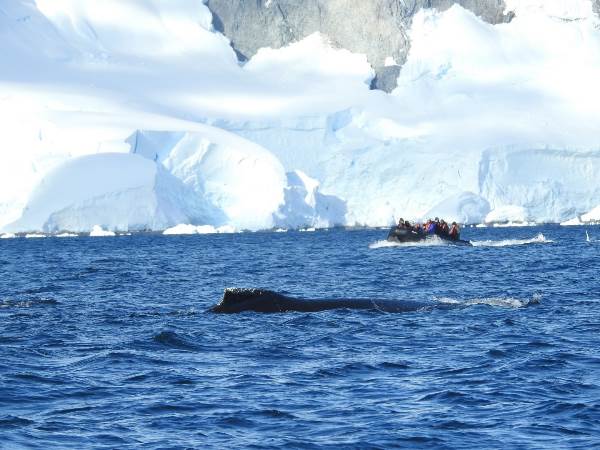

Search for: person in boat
xmin=449 ymin=222 xmax=460 ymax=240
xmin=397 ymin=218 xmax=405 ymax=228
xmin=440 ymin=220 xmax=450 ymax=237
xmin=427 ymin=218 xmax=437 ymax=235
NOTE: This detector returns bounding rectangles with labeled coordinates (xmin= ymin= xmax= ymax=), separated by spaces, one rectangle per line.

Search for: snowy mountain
xmin=1 ymin=0 xmax=599 ymax=233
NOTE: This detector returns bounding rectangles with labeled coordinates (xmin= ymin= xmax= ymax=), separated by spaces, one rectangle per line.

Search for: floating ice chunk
xmin=163 ymin=224 xmax=199 ymax=235
xmin=90 ymin=225 xmax=116 ymax=237
xmin=56 ymin=233 xmax=78 ymax=237
xmin=560 ymin=216 xmax=583 ymax=226
xmin=562 ymin=205 xmax=600 ymax=225
xmin=25 ymin=233 xmax=46 ymax=238
xmin=581 ymin=205 xmax=600 ymax=223
xmin=163 ymin=223 xmax=237 ymax=235
xmin=492 ymin=221 xmax=536 ymax=227
xmin=0 ymin=233 xmax=16 ymax=239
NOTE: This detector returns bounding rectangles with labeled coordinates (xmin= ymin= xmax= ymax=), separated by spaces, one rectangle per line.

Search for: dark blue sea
xmin=1 ymin=225 xmax=599 ymax=449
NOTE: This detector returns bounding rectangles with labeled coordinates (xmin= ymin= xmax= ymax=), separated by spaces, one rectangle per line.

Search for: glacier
xmin=1 ymin=0 xmax=600 ymax=233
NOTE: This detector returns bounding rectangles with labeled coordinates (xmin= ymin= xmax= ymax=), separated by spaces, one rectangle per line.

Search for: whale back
xmin=211 ymin=288 xmax=287 ymax=313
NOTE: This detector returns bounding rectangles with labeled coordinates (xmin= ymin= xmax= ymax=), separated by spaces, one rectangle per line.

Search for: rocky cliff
xmin=206 ymin=0 xmax=514 ymax=91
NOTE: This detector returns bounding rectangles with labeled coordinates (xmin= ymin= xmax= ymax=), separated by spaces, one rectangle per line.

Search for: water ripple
xmin=0 ymin=226 xmax=599 ymax=448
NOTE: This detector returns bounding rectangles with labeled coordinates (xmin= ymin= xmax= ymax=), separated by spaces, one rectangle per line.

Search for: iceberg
xmin=5 ymin=153 xmax=218 ymax=233
xmin=129 ymin=128 xmax=287 ymax=231
xmin=581 ymin=205 xmax=600 ymax=223
xmin=89 ymin=225 xmax=116 ymax=237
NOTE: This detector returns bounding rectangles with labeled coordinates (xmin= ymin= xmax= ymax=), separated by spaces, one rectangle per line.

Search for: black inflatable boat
xmin=387 ymin=226 xmax=472 ymax=246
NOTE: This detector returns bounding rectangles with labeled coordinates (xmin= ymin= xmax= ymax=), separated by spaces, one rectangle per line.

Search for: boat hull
xmin=386 ymin=227 xmax=472 ymax=246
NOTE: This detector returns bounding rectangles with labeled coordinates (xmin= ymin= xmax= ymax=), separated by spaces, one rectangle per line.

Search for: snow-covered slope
xmin=1 ymin=0 xmax=599 ymax=232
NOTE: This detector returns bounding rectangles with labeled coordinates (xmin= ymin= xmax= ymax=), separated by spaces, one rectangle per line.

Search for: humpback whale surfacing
xmin=210 ymin=288 xmax=433 ymax=314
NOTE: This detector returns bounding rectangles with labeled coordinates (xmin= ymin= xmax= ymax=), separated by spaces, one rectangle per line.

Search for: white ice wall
xmin=1 ymin=1 xmax=600 ymax=231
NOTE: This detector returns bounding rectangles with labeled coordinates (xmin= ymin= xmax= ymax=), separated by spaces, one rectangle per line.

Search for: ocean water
xmin=1 ymin=225 xmax=599 ymax=449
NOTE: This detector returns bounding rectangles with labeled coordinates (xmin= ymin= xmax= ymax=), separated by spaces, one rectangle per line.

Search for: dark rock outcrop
xmin=206 ymin=0 xmax=514 ymax=92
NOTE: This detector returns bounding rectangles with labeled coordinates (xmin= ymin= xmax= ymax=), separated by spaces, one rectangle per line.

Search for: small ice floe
xmin=562 ymin=206 xmax=600 ymax=226
xmin=300 ymin=227 xmax=316 ymax=232
xmin=0 ymin=233 xmax=17 ymax=239
xmin=89 ymin=225 xmax=116 ymax=237
xmin=56 ymin=233 xmax=78 ymax=238
xmin=274 ymin=228 xmax=288 ymax=233
xmin=581 ymin=205 xmax=600 ymax=224
xmin=25 ymin=233 xmax=46 ymax=238
xmin=163 ymin=224 xmax=199 ymax=235
xmin=561 ymin=216 xmax=583 ymax=226
xmin=163 ymin=224 xmax=237 ymax=235
xmin=491 ymin=221 xmax=536 ymax=227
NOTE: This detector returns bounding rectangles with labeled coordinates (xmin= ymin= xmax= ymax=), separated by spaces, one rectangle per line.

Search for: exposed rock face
xmin=595 ymin=0 xmax=600 ymax=16
xmin=206 ymin=0 xmax=513 ymax=91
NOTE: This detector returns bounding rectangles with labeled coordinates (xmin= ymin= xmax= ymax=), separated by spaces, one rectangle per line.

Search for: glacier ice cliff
xmin=1 ymin=0 xmax=600 ymax=233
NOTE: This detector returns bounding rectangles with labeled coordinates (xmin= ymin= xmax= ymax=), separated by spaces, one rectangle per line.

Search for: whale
xmin=210 ymin=288 xmax=435 ymax=314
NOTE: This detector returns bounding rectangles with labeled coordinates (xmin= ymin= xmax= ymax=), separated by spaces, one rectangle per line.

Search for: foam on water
xmin=585 ymin=230 xmax=599 ymax=243
xmin=471 ymin=233 xmax=552 ymax=247
xmin=435 ymin=293 xmax=542 ymax=309
xmin=369 ymin=235 xmax=450 ymax=249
